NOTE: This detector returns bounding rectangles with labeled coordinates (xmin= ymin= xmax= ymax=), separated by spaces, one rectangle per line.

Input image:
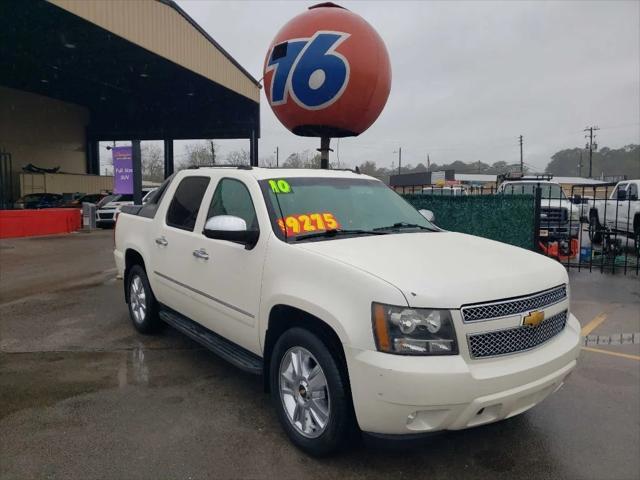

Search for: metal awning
xmin=0 ymin=0 xmax=260 ymax=141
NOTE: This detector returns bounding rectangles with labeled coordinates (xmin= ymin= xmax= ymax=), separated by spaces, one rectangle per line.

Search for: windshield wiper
xmin=294 ymin=229 xmax=388 ymax=241
xmin=373 ymin=222 xmax=436 ymax=232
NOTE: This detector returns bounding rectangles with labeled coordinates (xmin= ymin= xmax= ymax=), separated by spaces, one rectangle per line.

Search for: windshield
xmin=259 ymin=177 xmax=437 ymax=242
xmin=501 ymin=183 xmax=567 ymax=200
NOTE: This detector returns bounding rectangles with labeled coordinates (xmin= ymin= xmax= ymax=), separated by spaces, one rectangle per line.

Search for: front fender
xmin=259 ymin=241 xmax=408 ymax=352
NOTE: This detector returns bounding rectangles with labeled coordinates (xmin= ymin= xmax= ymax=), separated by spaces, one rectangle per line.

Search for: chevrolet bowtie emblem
xmin=523 ymin=310 xmax=545 ymax=328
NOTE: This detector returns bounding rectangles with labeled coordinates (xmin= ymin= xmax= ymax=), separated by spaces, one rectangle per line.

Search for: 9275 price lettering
xmin=277 ymin=212 xmax=340 ymax=237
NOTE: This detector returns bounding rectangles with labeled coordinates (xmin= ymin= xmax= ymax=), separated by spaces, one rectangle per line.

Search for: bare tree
xmin=282 ymin=152 xmax=304 ymax=168
xmin=260 ymin=155 xmax=277 ymax=168
xmin=141 ymin=143 xmax=164 ymax=182
xmin=182 ymin=140 xmax=219 ymax=168
xmin=281 ymin=150 xmax=342 ymax=169
xmin=225 ymin=149 xmax=250 ymax=166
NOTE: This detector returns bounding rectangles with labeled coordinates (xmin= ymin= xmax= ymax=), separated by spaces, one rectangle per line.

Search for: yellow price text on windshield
xmin=269 ymin=179 xmax=292 ymax=194
xmin=277 ymin=212 xmax=340 ymax=236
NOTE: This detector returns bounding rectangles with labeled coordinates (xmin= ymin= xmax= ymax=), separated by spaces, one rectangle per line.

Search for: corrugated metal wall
xmin=20 ymin=173 xmax=114 ymax=196
xmin=49 ymin=0 xmax=260 ymax=103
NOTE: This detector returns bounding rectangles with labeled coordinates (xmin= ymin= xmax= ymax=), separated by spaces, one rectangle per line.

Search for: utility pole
xmin=578 ymin=150 xmax=583 ymax=177
xmin=209 ymin=140 xmax=216 ymax=165
xmin=395 ymin=147 xmax=402 ymax=175
xmin=519 ymin=135 xmax=524 ymax=173
xmin=427 ymin=153 xmax=431 ymax=171
xmin=584 ymin=126 xmax=599 ymax=178
xmin=275 ymin=147 xmax=279 ymax=167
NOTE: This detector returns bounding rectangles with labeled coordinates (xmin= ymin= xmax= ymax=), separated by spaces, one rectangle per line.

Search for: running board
xmin=159 ymin=309 xmax=263 ymax=375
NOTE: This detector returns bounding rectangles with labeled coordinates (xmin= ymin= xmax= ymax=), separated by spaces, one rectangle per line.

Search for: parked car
xmin=96 ymin=189 xmax=153 ymax=228
xmin=63 ymin=193 xmax=109 ymax=208
xmin=14 ymin=193 xmax=64 ymax=209
xmin=588 ymin=179 xmax=640 ymax=253
xmin=112 ymin=188 xmax=158 ymax=222
xmin=497 ymin=178 xmax=581 ymax=258
xmin=114 ymin=167 xmax=580 ymax=456
xmin=569 ymin=194 xmax=593 ymax=222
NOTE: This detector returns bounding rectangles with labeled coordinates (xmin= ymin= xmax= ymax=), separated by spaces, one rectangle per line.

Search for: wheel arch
xmin=124 ymin=248 xmax=146 ymax=302
xmin=263 ymin=304 xmax=349 ymax=393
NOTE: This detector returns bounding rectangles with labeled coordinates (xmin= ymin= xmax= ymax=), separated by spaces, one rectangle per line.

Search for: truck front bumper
xmin=346 ymin=313 xmax=581 ymax=435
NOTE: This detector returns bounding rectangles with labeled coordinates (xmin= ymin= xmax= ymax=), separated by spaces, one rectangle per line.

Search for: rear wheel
xmin=588 ymin=213 xmax=603 ymax=244
xmin=270 ymin=327 xmax=354 ymax=456
xmin=126 ymin=265 xmax=160 ymax=333
xmin=634 ymin=218 xmax=640 ymax=256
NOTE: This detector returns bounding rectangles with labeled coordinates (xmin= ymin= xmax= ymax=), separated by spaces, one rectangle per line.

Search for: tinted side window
xmin=166 ymin=176 xmax=210 ymax=231
xmin=207 ymin=178 xmax=258 ymax=230
xmin=629 ymin=183 xmax=638 ymax=201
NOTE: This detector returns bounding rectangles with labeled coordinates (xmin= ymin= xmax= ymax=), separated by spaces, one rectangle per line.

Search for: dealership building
xmin=0 ymin=0 xmax=261 ymax=208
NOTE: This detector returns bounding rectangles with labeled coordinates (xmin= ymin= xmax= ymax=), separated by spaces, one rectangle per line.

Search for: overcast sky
xmin=173 ymin=0 xmax=639 ymax=172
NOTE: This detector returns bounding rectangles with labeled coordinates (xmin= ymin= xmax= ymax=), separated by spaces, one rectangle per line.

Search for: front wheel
xmin=270 ymin=328 xmax=354 ymax=456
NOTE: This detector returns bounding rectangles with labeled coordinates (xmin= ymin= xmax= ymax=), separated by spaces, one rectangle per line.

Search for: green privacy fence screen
xmin=402 ymin=194 xmax=536 ymax=250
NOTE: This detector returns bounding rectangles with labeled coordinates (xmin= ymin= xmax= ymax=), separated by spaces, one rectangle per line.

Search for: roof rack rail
xmin=187 ymin=165 xmax=253 ymax=170
xmin=497 ymin=172 xmax=553 ymax=184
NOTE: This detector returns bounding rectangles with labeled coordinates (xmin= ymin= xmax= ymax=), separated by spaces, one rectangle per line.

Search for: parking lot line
xmin=581 ymin=312 xmax=607 ymax=336
xmin=582 ymin=347 xmax=640 ymax=361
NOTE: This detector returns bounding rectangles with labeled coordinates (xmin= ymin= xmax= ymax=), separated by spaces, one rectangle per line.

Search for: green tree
xmin=545 ymin=145 xmax=639 ymax=178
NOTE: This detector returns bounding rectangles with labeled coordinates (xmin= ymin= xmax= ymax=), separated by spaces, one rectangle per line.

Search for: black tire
xmin=634 ymin=220 xmax=640 ymax=257
xmin=589 ymin=213 xmax=603 ymax=244
xmin=126 ymin=265 xmax=160 ymax=333
xmin=270 ymin=327 xmax=354 ymax=456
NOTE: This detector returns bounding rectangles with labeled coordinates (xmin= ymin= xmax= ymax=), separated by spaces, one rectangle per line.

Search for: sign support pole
xmin=132 ymin=140 xmax=142 ymax=205
xmin=319 ymin=136 xmax=332 ymax=169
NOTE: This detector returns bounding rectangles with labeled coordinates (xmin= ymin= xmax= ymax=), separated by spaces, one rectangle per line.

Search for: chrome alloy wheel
xmin=129 ymin=275 xmax=147 ymax=324
xmin=279 ymin=346 xmax=330 ymax=438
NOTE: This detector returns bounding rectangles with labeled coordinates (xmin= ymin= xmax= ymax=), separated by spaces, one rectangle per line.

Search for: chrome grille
xmin=461 ymin=285 xmax=566 ymax=323
xmin=540 ymin=207 xmax=568 ymax=223
xmin=468 ymin=310 xmax=567 ymax=359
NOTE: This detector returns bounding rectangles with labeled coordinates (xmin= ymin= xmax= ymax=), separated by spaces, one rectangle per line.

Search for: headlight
xmin=371 ymin=303 xmax=458 ymax=355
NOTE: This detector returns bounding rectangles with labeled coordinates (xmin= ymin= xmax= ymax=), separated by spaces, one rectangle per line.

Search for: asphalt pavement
xmin=1 ymin=230 xmax=639 ymax=480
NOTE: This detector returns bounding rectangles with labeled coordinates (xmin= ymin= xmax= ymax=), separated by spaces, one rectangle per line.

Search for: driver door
xmin=186 ymin=177 xmax=266 ymax=354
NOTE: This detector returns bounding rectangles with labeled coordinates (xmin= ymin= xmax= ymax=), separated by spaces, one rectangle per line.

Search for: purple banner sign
xmin=112 ymin=146 xmax=133 ymax=194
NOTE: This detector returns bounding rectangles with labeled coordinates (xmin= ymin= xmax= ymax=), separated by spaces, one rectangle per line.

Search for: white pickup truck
xmin=588 ymin=179 xmax=640 ymax=253
xmin=114 ymin=166 xmax=580 ymax=456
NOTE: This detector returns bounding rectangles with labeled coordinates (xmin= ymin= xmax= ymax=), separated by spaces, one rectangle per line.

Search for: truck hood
xmin=297 ymin=232 xmax=567 ymax=308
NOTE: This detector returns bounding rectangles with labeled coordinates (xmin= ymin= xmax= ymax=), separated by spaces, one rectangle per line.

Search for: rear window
xmin=166 ymin=176 xmax=210 ymax=231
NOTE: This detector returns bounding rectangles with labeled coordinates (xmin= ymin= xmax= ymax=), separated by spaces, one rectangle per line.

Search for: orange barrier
xmin=538 ymin=238 xmax=580 ymax=262
xmin=0 ymin=209 xmax=82 ymax=239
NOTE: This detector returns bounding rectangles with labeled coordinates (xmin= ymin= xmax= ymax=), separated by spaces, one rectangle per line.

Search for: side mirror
xmin=572 ymin=194 xmax=582 ymax=204
xmin=419 ymin=209 xmax=435 ymax=223
xmin=203 ymin=215 xmax=259 ymax=249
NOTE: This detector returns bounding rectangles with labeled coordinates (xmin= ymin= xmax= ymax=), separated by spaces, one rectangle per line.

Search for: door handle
xmin=155 ymin=236 xmax=168 ymax=246
xmin=192 ymin=248 xmax=209 ymax=260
